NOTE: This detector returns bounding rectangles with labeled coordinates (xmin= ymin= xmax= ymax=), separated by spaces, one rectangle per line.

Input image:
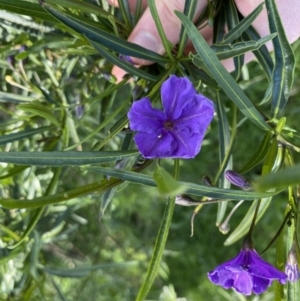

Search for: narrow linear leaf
xmin=109 ymin=0 xmax=132 ymax=29
xmin=153 ymin=165 xmax=186 ymax=196
xmin=148 ymin=0 xmax=173 ymax=60
xmin=0 ymin=126 xmax=54 ymax=145
xmin=244 ymin=25 xmax=274 ymax=81
xmin=0 ymin=91 xmax=38 ymax=104
xmin=177 ymin=0 xmax=198 ymax=57
xmin=215 ymin=96 xmax=232 ymax=226
xmin=176 ymin=12 xmax=271 ymax=131
xmin=265 ymin=0 xmax=295 ymax=117
xmin=40 ymin=2 xmax=168 ymax=63
xmin=0 ymin=160 xmax=152 ymax=209
xmin=0 ymin=0 xmax=57 ymax=22
xmin=225 ymin=139 xmax=281 ymax=245
xmin=221 ymin=2 xmax=264 ymax=44
xmin=255 ymin=164 xmax=300 ymax=192
xmin=0 ymin=150 xmax=138 ymax=166
xmin=224 ymin=197 xmax=273 ymax=246
xmin=213 ymin=1 xmax=226 ymax=43
xmin=17 ymin=103 xmax=61 ymax=128
xmin=90 ymin=41 xmax=158 ymax=82
xmin=239 ymin=131 xmax=272 ymax=174
xmin=224 ymin=0 xmax=243 ymax=79
xmin=89 ymin=167 xmax=279 ymax=200
xmin=210 ymin=35 xmax=276 ymax=60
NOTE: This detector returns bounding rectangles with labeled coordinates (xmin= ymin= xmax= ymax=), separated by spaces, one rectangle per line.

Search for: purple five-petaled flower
xmin=208 ymin=248 xmax=287 ymax=295
xmin=127 ymin=75 xmax=214 ymax=158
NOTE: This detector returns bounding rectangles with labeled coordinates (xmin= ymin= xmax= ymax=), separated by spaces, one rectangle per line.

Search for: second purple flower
xmin=127 ymin=75 xmax=214 ymax=159
xmin=208 ymin=248 xmax=287 ymax=295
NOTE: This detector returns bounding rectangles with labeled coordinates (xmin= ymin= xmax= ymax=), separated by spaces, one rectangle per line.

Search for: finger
xmin=112 ymin=24 xmax=214 ymax=83
xmin=107 ymin=0 xmax=148 ymax=13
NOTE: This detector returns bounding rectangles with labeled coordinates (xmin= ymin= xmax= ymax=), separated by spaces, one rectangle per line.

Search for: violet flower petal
xmin=161 ymin=75 xmax=197 ymax=120
xmin=173 ymin=132 xmax=204 ymax=158
xmin=134 ymin=132 xmax=178 ymax=159
xmin=128 ymin=98 xmax=165 ymax=134
xmin=233 ymin=271 xmax=253 ymax=295
xmin=247 ymin=250 xmax=287 ymax=284
xmin=176 ymin=95 xmax=214 ymax=134
xmin=252 ymin=276 xmax=271 ymax=295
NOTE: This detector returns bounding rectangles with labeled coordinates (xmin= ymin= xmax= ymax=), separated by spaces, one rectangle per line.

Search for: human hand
xmin=108 ymin=0 xmax=300 ymax=82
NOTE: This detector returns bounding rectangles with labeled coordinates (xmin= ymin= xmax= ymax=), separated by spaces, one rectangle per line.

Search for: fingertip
xmin=111 ymin=65 xmax=128 ymax=83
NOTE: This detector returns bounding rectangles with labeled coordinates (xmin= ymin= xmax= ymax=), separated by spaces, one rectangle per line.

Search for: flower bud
xmin=202 ymin=175 xmax=213 ymax=187
xmin=285 ymin=244 xmax=300 ymax=282
xmin=219 ymin=221 xmax=230 ymax=234
xmin=175 ymin=195 xmax=198 ymax=206
xmin=119 ymin=54 xmax=135 ymax=65
xmin=225 ymin=170 xmax=252 ymax=190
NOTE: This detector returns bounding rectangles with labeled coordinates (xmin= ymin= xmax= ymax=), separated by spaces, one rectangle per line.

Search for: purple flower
xmin=208 ymin=248 xmax=287 ymax=295
xmin=127 ymin=75 xmax=214 ymax=158
xmin=225 ymin=170 xmax=252 ymax=190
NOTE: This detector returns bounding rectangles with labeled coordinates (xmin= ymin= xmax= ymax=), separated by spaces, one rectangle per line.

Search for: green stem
xmin=135 ymin=159 xmax=179 ymax=301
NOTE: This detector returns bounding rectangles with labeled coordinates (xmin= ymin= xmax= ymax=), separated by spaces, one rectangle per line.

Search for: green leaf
xmin=90 ymin=41 xmax=158 ymax=82
xmin=148 ymin=0 xmax=173 ymax=60
xmin=239 ymin=131 xmax=272 ymax=174
xmin=40 ymin=1 xmax=168 ymax=63
xmin=89 ymin=167 xmax=278 ymax=200
xmin=215 ymin=95 xmax=232 ymax=226
xmin=224 ymin=0 xmax=243 ymax=79
xmin=113 ymin=0 xmax=132 ymax=30
xmin=153 ymin=165 xmax=186 ymax=196
xmin=208 ymin=35 xmax=277 ymax=60
xmin=0 ymin=91 xmax=38 ymax=104
xmin=221 ymin=2 xmax=264 ymax=44
xmin=177 ymin=0 xmax=198 ymax=57
xmin=265 ymin=0 xmax=296 ymax=117
xmin=0 ymin=160 xmax=152 ymax=210
xmin=17 ymin=103 xmax=61 ymax=128
xmin=0 ymin=0 xmax=57 ymax=22
xmin=0 ymin=126 xmax=54 ymax=145
xmin=45 ymin=0 xmax=122 ymax=26
xmin=255 ymin=164 xmax=300 ymax=192
xmin=0 ymin=150 xmax=138 ymax=166
xmin=176 ymin=12 xmax=271 ymax=131
xmin=224 ymin=139 xmax=281 ymax=245
xmin=244 ymin=26 xmax=274 ymax=82
xmin=224 ymin=197 xmax=273 ymax=246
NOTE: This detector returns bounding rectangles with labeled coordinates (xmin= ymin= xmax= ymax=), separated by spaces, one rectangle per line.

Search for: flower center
xmin=164 ymin=120 xmax=174 ymax=130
